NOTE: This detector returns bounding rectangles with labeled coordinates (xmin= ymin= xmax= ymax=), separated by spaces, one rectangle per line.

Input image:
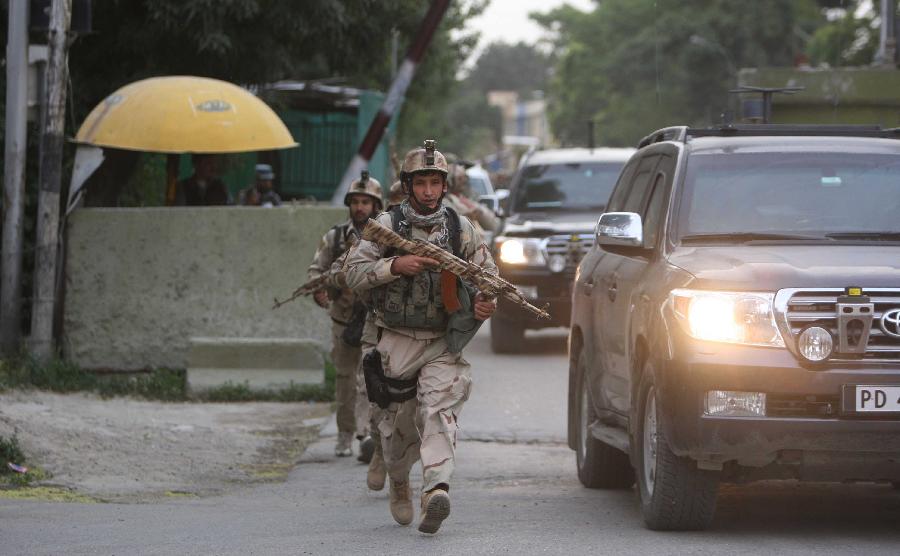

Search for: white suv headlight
xmin=670 ymin=289 xmax=785 ymax=347
xmin=495 ymin=237 xmax=546 ymax=266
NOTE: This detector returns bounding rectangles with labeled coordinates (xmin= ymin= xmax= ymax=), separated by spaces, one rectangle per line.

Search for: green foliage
xmin=200 ymin=362 xmax=334 ymax=402
xmin=67 ymin=0 xmax=482 ymax=140
xmin=534 ymin=0 xmax=831 ymax=146
xmin=201 ymin=381 xmax=333 ymax=403
xmin=0 ymin=435 xmax=26 ymax=468
xmin=466 ymin=41 xmax=553 ymax=95
xmin=95 ymin=369 xmax=187 ymax=401
xmin=808 ymin=11 xmax=877 ymax=67
xmin=395 ymin=1 xmax=487 ymax=149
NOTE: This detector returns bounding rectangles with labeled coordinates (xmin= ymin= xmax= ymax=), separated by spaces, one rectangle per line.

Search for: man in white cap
xmin=239 ymin=163 xmax=282 ymax=207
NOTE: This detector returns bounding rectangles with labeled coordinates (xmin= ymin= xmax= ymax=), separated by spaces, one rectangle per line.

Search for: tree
xmin=467 ymin=41 xmax=553 ymax=94
xmin=67 ymin=1 xmax=479 ymax=127
xmin=807 ymin=8 xmax=878 ymax=67
xmin=533 ymin=0 xmax=828 ymax=146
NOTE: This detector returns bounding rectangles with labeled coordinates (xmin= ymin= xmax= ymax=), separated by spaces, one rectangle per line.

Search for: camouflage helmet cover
xmin=447 ymin=163 xmax=468 ymax=193
xmin=344 ymin=170 xmax=383 ymax=208
xmin=387 ymin=180 xmax=405 ymax=208
xmin=400 ymin=139 xmax=449 ymax=179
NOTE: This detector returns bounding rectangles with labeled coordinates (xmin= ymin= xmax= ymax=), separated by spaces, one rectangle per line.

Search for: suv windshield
xmin=468 ymin=175 xmax=490 ymax=197
xmin=677 ymin=152 xmax=900 ymax=241
xmin=514 ymin=162 xmax=624 ymax=212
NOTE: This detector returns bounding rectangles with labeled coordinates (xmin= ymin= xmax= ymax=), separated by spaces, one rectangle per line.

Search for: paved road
xmin=3 ymin=327 xmax=900 ymax=554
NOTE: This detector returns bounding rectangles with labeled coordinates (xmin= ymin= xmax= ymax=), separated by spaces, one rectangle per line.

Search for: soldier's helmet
xmin=400 ymin=139 xmax=449 ymax=184
xmin=447 ymin=163 xmax=468 ymax=194
xmin=387 ymin=180 xmax=405 ymax=208
xmin=344 ymin=170 xmax=383 ymax=209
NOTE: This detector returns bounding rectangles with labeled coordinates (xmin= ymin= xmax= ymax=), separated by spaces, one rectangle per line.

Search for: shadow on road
xmin=711 ymin=482 xmax=900 ymax=536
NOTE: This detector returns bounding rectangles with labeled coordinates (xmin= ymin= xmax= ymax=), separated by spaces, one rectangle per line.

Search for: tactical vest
xmin=374 ymin=206 xmax=461 ymax=331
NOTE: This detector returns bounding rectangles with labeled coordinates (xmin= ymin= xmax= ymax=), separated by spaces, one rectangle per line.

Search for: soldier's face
xmin=349 ymin=195 xmax=376 ymax=224
xmin=410 ymin=173 xmax=447 ymax=211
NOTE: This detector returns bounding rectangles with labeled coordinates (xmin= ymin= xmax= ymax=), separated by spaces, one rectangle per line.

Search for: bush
xmin=0 ymin=435 xmax=26 ymax=469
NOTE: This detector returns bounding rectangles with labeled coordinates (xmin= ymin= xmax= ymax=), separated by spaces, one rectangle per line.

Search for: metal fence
xmin=278 ymin=110 xmax=357 ymax=200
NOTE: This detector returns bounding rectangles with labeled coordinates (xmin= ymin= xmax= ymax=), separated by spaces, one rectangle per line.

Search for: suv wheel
xmin=635 ymin=359 xmax=719 ymax=530
xmin=575 ymin=353 xmax=634 ymax=489
xmin=490 ymin=315 xmax=524 ymax=354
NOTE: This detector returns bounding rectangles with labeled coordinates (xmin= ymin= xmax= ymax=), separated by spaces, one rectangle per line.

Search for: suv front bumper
xmin=658 ymin=342 xmax=900 ymax=480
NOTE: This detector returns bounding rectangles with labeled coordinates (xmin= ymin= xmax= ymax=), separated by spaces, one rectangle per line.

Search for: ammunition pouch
xmin=362 ymin=350 xmax=418 ymax=409
xmin=340 ymin=302 xmax=368 ymax=347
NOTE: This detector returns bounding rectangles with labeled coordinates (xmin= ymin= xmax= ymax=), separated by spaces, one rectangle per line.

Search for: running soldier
xmin=344 ymin=140 xmax=497 ymax=534
xmin=443 ymin=161 xmax=499 ymax=234
xmin=307 ymin=171 xmax=382 ymax=458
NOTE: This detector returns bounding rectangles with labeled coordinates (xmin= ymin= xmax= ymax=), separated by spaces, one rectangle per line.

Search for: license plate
xmin=851 ymin=385 xmax=900 ymax=413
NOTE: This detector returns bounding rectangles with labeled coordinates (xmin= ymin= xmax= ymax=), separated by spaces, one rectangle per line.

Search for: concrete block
xmin=186 ymin=337 xmax=325 ymax=392
xmin=63 ymin=205 xmax=346 ymax=370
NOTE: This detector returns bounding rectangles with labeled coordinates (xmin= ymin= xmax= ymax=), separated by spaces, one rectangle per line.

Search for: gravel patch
xmin=0 ymin=390 xmax=330 ymax=502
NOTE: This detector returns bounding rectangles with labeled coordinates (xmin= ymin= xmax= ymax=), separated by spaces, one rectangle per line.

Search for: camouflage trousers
xmin=331 ymin=323 xmax=363 ymax=437
xmin=374 ymin=328 xmax=473 ymax=492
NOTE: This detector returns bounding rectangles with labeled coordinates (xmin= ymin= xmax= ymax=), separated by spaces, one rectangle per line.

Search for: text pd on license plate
xmin=854 ymin=386 xmax=900 ymax=412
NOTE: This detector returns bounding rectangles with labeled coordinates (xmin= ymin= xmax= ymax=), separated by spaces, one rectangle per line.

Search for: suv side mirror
xmin=595 ymin=212 xmax=643 ymax=247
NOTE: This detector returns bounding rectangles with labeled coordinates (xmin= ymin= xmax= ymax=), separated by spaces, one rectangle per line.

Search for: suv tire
xmin=490 ymin=315 xmax=524 ymax=354
xmin=635 ymin=359 xmax=719 ymax=530
xmin=575 ymin=353 xmax=634 ymax=489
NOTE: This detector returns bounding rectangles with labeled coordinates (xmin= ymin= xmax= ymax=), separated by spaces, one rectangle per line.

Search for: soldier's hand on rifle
xmin=390 ymin=255 xmax=440 ymax=276
xmin=474 ymin=293 xmax=497 ymax=321
xmin=313 ymin=290 xmax=330 ymax=309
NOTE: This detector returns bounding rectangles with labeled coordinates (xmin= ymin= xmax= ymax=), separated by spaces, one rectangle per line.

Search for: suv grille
xmin=767 ymin=393 xmax=840 ymax=418
xmin=544 ymin=233 xmax=593 ymax=270
xmin=782 ymin=288 xmax=900 ymax=361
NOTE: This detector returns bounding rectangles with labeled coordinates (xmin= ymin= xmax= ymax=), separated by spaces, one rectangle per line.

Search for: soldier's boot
xmin=418 ymin=488 xmax=451 ymax=534
xmin=366 ymin=452 xmax=386 ymax=491
xmin=334 ymin=432 xmax=353 ymax=457
xmin=389 ymin=479 xmax=413 ymax=525
xmin=357 ymin=435 xmax=375 ymax=464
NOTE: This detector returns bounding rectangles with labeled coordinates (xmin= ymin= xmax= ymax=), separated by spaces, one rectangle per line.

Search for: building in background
xmin=486 ymin=90 xmax=553 ymax=173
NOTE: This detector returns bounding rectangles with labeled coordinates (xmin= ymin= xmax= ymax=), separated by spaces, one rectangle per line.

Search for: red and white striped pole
xmin=330 ymin=0 xmax=451 ymax=205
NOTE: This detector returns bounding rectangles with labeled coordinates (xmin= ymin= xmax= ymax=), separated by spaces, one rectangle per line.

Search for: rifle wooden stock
xmin=361 ymin=219 xmax=551 ymax=320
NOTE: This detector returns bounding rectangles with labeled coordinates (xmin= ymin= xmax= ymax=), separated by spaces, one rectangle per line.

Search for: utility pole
xmin=31 ymin=0 xmax=72 ymax=361
xmin=1 ymin=1 xmax=30 ymax=356
xmin=874 ymin=0 xmax=898 ymax=68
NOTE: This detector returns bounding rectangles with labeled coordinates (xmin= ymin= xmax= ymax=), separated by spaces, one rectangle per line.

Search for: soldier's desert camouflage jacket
xmin=343 ymin=210 xmax=497 ymax=339
xmin=307 ymin=220 xmax=360 ymax=324
xmin=443 ymin=192 xmax=500 ymax=233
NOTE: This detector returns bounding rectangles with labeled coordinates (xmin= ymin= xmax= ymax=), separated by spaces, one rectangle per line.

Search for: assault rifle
xmin=361 ymin=219 xmax=551 ymax=321
xmin=271 ymin=270 xmax=336 ymax=309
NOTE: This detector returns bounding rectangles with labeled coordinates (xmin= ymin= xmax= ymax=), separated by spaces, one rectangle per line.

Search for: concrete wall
xmin=738 ymin=67 xmax=900 ymax=126
xmin=63 ymin=205 xmax=347 ymax=371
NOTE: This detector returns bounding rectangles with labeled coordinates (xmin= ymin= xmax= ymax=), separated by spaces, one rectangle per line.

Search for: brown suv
xmin=568 ymin=124 xmax=900 ymax=530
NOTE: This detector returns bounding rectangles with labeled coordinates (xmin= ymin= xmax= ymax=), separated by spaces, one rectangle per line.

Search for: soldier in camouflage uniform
xmin=308 ymin=171 xmax=383 ymax=457
xmin=344 ymin=140 xmax=497 ymax=534
xmin=443 ymin=162 xmax=500 ymax=234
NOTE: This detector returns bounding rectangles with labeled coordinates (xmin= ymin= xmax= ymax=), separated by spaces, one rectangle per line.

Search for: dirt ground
xmin=0 ymin=390 xmax=331 ymax=502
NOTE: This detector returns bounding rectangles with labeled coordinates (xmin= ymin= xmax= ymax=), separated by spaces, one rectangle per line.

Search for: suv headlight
xmin=495 ymin=236 xmax=546 ymax=266
xmin=670 ymin=289 xmax=785 ymax=347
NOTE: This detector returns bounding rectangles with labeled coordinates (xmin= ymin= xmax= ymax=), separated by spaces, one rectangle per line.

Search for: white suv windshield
xmin=514 ymin=162 xmax=624 ymax=212
xmin=677 ymin=152 xmax=900 ymax=240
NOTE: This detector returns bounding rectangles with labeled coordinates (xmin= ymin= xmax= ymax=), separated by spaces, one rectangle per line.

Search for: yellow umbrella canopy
xmin=75 ymin=76 xmax=297 ymax=154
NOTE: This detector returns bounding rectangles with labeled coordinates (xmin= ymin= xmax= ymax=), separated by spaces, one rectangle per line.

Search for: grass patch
xmin=0 ymin=356 xmax=336 ymax=403
xmin=0 ymin=486 xmax=96 ymax=503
